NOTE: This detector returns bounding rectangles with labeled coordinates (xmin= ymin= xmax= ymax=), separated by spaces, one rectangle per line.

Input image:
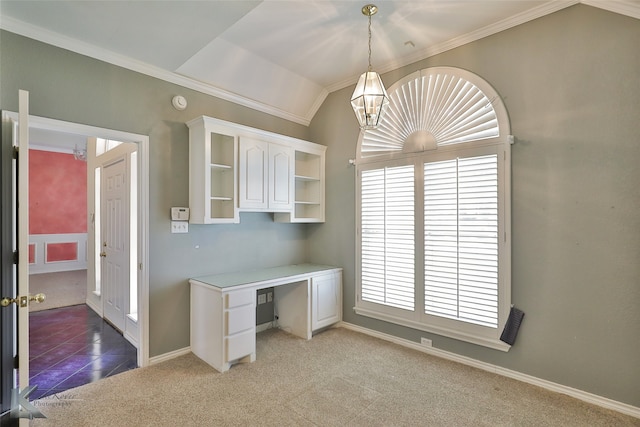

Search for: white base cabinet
xmin=190 ymin=264 xmax=341 ymax=372
xmin=311 ymin=271 xmax=342 ymax=331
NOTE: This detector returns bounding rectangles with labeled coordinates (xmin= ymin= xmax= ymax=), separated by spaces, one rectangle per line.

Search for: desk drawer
xmin=226 ymin=304 xmax=255 ymax=335
xmin=226 ymin=330 xmax=255 ymax=361
xmin=225 ymin=289 xmax=254 ymax=308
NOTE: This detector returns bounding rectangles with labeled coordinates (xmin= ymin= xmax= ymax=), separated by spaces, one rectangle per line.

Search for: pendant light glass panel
xmin=351 ymin=71 xmax=390 ymax=130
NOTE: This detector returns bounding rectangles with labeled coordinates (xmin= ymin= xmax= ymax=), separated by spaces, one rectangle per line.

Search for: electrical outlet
xmin=420 ymin=337 xmax=432 ymax=347
xmin=267 ymin=292 xmax=273 ymax=302
xmin=171 ymin=221 xmax=188 ymax=233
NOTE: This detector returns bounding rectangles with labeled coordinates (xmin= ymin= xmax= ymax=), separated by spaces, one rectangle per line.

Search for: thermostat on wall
xmin=171 ymin=207 xmax=190 ymax=221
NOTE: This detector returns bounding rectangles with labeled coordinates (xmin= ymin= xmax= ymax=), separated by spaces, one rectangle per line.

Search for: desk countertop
xmin=190 ymin=263 xmax=340 ymax=289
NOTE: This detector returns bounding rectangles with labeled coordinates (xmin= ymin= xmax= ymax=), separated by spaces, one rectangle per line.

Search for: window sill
xmin=354 ymin=306 xmax=511 ymax=352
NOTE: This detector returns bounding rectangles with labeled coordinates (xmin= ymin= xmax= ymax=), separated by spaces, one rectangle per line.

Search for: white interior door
xmin=5 ymin=90 xmax=45 ymax=422
xmin=17 ymin=91 xmax=30 ymax=404
xmin=101 ymin=156 xmax=130 ymax=332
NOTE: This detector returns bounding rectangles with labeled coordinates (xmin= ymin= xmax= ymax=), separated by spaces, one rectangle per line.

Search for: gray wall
xmin=0 ymin=30 xmax=312 ymax=357
xmin=1 ymin=3 xmax=638 ymax=408
xmin=309 ymin=5 xmax=640 ymax=407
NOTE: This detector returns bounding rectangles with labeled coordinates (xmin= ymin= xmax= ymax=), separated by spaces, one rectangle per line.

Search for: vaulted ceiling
xmin=1 ymin=1 xmax=638 ymax=127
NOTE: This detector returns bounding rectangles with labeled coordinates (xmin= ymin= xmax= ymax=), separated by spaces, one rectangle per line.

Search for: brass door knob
xmin=100 ymin=252 xmax=107 ymax=258
xmin=30 ymin=293 xmax=46 ymax=304
xmin=1 ymin=293 xmax=45 ymax=307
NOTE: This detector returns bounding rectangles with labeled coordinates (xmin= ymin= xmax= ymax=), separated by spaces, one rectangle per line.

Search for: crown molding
xmin=0 ymin=16 xmax=312 ymax=126
xmin=328 ymin=1 xmax=580 ymax=93
xmin=330 ymin=0 xmax=640 ymax=94
xmin=582 ymin=0 xmax=640 ymax=19
xmin=3 ymin=1 xmax=636 ymax=126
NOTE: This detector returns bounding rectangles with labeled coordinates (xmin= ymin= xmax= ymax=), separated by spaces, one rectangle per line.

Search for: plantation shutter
xmin=424 ymin=154 xmax=499 ymax=328
xmin=361 ymin=165 xmax=415 ymax=311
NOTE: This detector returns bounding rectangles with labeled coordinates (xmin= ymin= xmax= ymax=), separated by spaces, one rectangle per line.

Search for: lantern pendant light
xmin=351 ymin=4 xmax=389 ymax=130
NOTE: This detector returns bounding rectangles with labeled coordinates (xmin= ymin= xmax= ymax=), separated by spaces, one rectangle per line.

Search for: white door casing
xmin=7 ymin=112 xmax=151 ymax=369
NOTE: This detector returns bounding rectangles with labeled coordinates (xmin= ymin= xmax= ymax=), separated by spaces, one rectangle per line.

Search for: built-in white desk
xmin=190 ymin=264 xmax=342 ymax=372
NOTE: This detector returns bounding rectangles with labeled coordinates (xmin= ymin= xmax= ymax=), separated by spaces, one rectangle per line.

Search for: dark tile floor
xmin=28 ymin=304 xmax=137 ymax=399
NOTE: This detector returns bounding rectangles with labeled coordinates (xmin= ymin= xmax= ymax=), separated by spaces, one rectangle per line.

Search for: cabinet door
xmin=188 ymin=117 xmax=239 ymax=223
xmin=238 ymin=137 xmax=268 ymax=209
xmin=268 ymin=144 xmax=294 ymax=211
xmin=311 ymin=272 xmax=342 ymax=331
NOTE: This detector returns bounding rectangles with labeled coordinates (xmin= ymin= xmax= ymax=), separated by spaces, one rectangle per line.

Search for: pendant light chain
xmin=367 ymin=12 xmax=372 ymax=72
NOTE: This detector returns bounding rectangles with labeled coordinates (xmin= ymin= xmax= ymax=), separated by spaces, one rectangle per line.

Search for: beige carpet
xmin=29 ymin=327 xmax=637 ymax=426
xmin=29 ymin=270 xmax=87 ymax=312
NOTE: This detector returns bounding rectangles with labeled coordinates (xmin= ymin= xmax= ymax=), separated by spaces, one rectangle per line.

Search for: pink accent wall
xmin=29 ymin=149 xmax=87 ymax=261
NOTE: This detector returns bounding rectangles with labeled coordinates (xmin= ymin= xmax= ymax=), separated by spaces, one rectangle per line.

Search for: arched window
xmin=355 ymin=67 xmax=513 ymax=351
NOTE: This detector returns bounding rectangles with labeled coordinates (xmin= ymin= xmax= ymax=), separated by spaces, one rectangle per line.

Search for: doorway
xmin=27 ymin=133 xmax=142 ymax=398
xmin=13 ymin=112 xmax=150 ymax=372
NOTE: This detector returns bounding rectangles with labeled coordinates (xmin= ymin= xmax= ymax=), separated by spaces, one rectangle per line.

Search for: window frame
xmin=354 ymin=67 xmax=512 ymax=351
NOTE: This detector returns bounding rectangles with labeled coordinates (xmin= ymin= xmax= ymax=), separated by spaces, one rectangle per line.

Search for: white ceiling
xmin=1 ymin=1 xmax=638 ymax=128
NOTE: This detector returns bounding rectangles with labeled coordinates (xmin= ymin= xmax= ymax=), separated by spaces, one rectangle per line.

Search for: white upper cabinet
xmin=238 ymin=138 xmax=293 ymax=212
xmin=187 ymin=116 xmax=325 ymax=224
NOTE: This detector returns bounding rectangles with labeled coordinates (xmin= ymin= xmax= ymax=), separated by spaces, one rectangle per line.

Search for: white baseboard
xmin=339 ymin=322 xmax=640 ymax=419
xmin=149 ymin=347 xmax=191 ymax=365
xmin=85 ymin=299 xmax=101 ymax=317
xmin=256 ymin=322 xmax=274 ymax=333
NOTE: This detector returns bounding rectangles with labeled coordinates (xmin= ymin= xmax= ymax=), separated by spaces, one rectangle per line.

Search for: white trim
xmin=256 ymin=322 xmax=275 ymax=333
xmin=582 ymin=0 xmax=640 ymax=19
xmin=29 ymin=144 xmax=73 ymax=155
xmin=339 ymin=322 xmax=640 ymax=419
xmin=327 ymin=1 xmax=580 ymax=93
xmin=28 ymin=233 xmax=87 ymax=274
xmin=354 ymin=306 xmax=510 ymax=352
xmin=138 ymin=130 xmax=150 ymax=368
xmin=149 ymin=347 xmax=191 ymax=366
xmin=85 ymin=297 xmax=102 ymax=318
xmin=0 ymin=16 xmax=312 ymax=127
xmin=3 ymin=1 xmax=636 ymax=125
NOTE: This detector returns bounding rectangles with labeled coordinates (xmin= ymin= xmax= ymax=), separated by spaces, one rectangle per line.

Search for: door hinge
xmin=14 ymin=355 xmax=19 ymax=369
xmin=13 ymin=250 xmax=18 ymax=265
xmin=13 ymin=146 xmax=19 ymax=158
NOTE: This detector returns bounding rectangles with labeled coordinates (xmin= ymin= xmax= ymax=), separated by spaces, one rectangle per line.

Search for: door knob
xmin=100 ymin=251 xmax=107 ymax=258
xmin=30 ymin=293 xmax=46 ymax=304
xmin=1 ymin=293 xmax=46 ymax=308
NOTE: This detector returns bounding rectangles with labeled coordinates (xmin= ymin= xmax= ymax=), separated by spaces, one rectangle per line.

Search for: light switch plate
xmin=171 ymin=221 xmax=188 ymax=233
